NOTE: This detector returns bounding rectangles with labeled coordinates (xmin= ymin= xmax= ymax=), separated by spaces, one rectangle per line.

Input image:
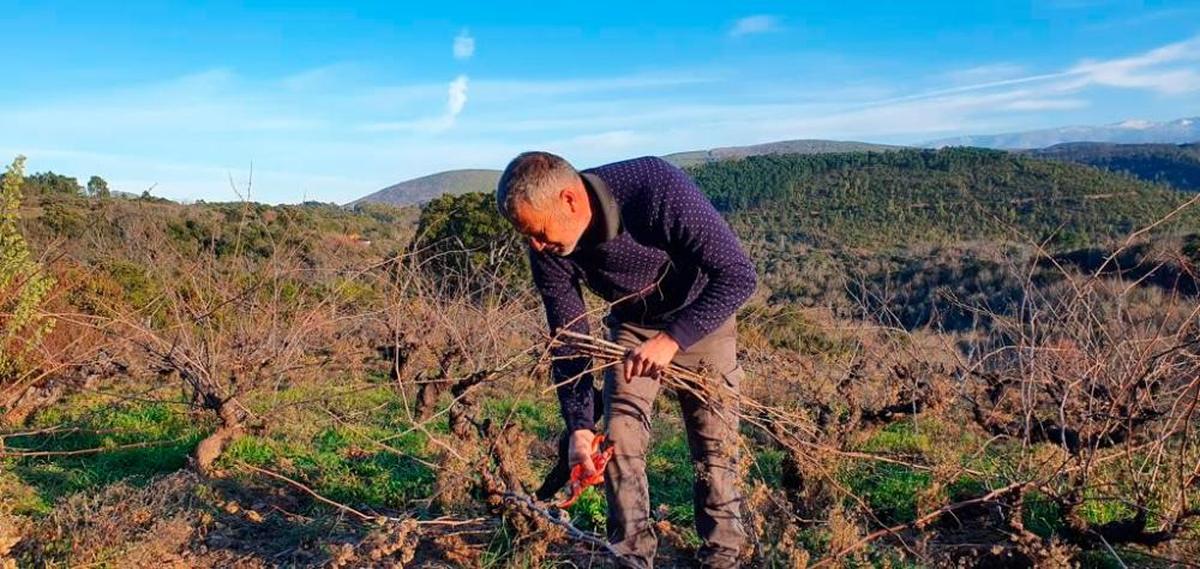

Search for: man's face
xmin=511 ymin=188 xmax=588 ymax=257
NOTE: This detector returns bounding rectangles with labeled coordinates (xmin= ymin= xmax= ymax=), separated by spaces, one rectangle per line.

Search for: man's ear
xmin=560 ymin=186 xmax=579 ymax=213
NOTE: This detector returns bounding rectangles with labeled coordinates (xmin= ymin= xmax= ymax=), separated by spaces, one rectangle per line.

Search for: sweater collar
xmin=581 ymin=171 xmax=621 ymax=245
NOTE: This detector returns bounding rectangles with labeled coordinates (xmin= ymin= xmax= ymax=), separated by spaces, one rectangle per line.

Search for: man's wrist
xmin=565 ymin=417 xmax=595 ymax=432
xmin=665 ymin=319 xmax=700 ymax=351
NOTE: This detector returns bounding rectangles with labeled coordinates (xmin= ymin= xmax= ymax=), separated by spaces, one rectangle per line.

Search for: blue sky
xmin=2 ymin=1 xmax=1198 ymax=204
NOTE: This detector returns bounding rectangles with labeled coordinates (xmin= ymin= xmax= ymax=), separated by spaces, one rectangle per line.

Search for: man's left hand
xmin=623 ymin=332 xmax=680 ymax=383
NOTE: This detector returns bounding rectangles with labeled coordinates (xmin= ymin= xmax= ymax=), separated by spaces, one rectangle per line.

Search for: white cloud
xmin=945 ymin=63 xmax=1028 ymax=85
xmin=363 ymin=74 xmax=469 ymax=133
xmin=470 ymin=73 xmax=718 ymax=100
xmin=453 ymin=29 xmax=475 ymax=60
xmin=1067 ymin=36 xmax=1200 ymax=94
xmin=729 ymin=15 xmax=779 ymax=38
xmin=999 ymin=98 xmax=1089 ymax=111
xmin=447 ymin=74 xmax=469 ymax=117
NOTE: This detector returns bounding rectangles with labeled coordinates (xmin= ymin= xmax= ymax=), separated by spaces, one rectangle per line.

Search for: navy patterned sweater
xmin=529 ymin=156 xmax=757 ymax=431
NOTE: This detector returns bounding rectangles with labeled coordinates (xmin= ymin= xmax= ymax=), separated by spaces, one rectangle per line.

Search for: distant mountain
xmin=926 ymin=117 xmax=1200 ymax=149
xmin=351 ymin=139 xmax=907 ymax=207
xmin=661 ymin=139 xmax=902 ymax=168
xmin=1021 ymin=142 xmax=1200 ymax=192
xmin=349 ymin=169 xmax=502 ymax=208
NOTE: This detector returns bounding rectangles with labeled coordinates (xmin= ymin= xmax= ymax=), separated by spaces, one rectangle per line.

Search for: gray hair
xmin=495 ymin=151 xmax=579 ymax=220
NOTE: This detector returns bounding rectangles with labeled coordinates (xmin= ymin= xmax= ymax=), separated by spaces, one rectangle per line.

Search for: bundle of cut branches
xmin=549 ymin=330 xmax=814 ymax=438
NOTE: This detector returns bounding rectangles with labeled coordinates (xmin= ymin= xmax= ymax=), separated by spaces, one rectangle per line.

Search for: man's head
xmin=496 ymin=151 xmax=592 ymax=256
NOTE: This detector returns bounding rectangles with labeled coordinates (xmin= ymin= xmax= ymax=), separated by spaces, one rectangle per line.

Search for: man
xmin=495 ymin=151 xmax=756 ymax=568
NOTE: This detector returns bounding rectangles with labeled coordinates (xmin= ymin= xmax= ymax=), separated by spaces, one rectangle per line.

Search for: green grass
xmin=849 ymin=421 xmax=1169 ymax=547
xmin=569 ymin=486 xmax=607 ymax=532
xmin=4 ymin=401 xmax=207 ymax=511
xmin=1076 ymin=494 xmax=1137 ymax=528
xmin=1023 ymin=491 xmax=1065 ymax=537
xmin=846 ymin=463 xmax=932 ymax=525
xmin=749 ymin=445 xmax=785 ymax=486
xmin=3 ymin=382 xmax=443 ymax=518
xmin=222 ymin=423 xmax=436 ymax=511
xmin=859 ymin=421 xmax=932 ymax=455
xmin=232 ymin=383 xmax=440 ymax=511
xmin=483 ymin=397 xmax=559 ymax=440
xmin=845 ymin=421 xmax=936 ymax=525
xmin=0 ymin=468 xmax=46 ymax=516
xmin=646 ymin=426 xmax=696 ymax=525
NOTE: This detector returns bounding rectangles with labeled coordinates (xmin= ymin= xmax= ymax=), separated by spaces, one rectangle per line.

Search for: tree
xmin=86 ymin=175 xmax=110 ymax=198
xmin=411 ymin=192 xmax=528 ymax=300
xmin=23 ymin=171 xmax=82 ymax=196
xmin=0 ymin=156 xmax=57 ymax=421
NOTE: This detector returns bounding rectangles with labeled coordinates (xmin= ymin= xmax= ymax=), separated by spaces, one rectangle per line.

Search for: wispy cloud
xmin=360 ymin=74 xmax=469 ymax=133
xmin=446 ymin=74 xmax=468 ymax=121
xmin=453 ymin=29 xmax=475 ymax=60
xmin=1066 ymin=36 xmax=1200 ymax=94
xmin=729 ymin=15 xmax=780 ymax=38
xmin=470 ymin=72 xmax=718 ymax=100
xmin=944 ymin=63 xmax=1028 ymax=85
xmin=999 ymin=98 xmax=1089 ymax=111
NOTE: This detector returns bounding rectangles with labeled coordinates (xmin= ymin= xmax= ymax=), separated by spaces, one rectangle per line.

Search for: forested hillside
xmin=1023 ymin=142 xmax=1200 ymax=192
xmin=690 ymin=148 xmax=1197 ymax=249
xmin=689 ymin=149 xmax=1197 ymax=327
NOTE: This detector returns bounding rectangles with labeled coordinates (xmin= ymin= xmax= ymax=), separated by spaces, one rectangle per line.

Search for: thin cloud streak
xmin=729 ymin=15 xmax=780 ymax=38
xmin=944 ymin=63 xmax=1028 ymax=85
xmin=359 ymin=74 xmax=469 ymax=134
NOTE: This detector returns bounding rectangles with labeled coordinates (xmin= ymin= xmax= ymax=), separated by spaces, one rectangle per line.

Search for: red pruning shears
xmin=558 ymin=433 xmax=615 ymax=508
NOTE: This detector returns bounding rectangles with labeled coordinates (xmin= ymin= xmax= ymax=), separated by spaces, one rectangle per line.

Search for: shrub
xmin=0 ymin=156 xmax=57 ymax=421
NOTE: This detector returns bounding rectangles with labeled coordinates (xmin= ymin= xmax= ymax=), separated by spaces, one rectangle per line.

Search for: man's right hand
xmin=568 ymin=429 xmax=599 ymax=478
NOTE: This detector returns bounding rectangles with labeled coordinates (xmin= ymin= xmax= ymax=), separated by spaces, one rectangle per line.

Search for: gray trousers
xmin=603 ymin=316 xmax=745 ymax=569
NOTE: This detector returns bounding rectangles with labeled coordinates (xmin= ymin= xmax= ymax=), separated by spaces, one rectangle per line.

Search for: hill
xmin=351 ymin=139 xmax=905 ymax=207
xmin=925 ymin=116 xmax=1200 ymax=149
xmin=660 ymin=139 xmax=902 ymax=168
xmin=348 ymin=168 xmax=502 ymax=208
xmin=686 ymin=148 xmax=1199 ymax=314
xmin=1021 ymin=142 xmax=1200 ymax=192
xmin=690 ymin=147 xmax=1196 ymax=249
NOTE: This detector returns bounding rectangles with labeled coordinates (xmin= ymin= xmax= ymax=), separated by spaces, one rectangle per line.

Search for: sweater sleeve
xmin=529 ymin=247 xmax=596 ymax=432
xmin=646 ymin=158 xmax=757 ymax=350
